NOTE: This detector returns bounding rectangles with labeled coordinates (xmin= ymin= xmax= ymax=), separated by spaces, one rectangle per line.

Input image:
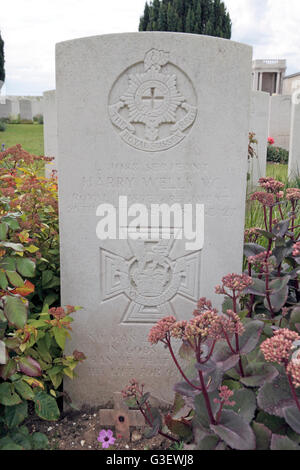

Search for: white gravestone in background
xmin=43 ymin=90 xmax=58 ymax=177
xmin=56 ymin=33 xmax=252 ymax=406
xmin=19 ymin=99 xmax=33 ymax=121
xmin=248 ymin=91 xmax=270 ymax=187
xmin=268 ymin=95 xmax=291 ymax=151
xmin=31 ymin=97 xmax=44 ymax=117
xmin=0 ymin=99 xmax=12 ymax=119
xmin=288 ymin=90 xmax=300 ymax=178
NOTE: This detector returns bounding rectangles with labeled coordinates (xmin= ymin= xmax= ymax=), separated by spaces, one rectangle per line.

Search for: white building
xmin=252 ymin=59 xmax=287 ymax=95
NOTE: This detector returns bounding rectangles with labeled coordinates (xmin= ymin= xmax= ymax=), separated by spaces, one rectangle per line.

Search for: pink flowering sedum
xmin=250 ymin=191 xmax=275 ymax=207
xmin=293 ymin=242 xmax=300 ymax=257
xmin=287 ymin=350 xmax=300 ymax=389
xmin=260 ymin=329 xmax=300 ymax=365
xmin=286 ymin=188 xmax=300 ymax=202
xmin=148 ymin=316 xmax=176 ymax=344
xmin=193 ymin=297 xmax=218 ymax=316
xmin=214 ymin=386 xmax=236 ymax=407
xmin=259 ymin=177 xmax=284 ymax=195
xmin=215 ymin=273 xmax=253 ymax=296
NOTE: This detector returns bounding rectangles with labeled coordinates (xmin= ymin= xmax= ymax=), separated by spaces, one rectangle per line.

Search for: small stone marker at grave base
xmin=288 ymin=90 xmax=300 ymax=178
xmin=99 ymin=392 xmax=145 ymax=441
xmin=248 ymin=91 xmax=270 ymax=187
xmin=19 ymin=99 xmax=33 ymax=121
xmin=43 ymin=90 xmax=58 ymax=177
xmin=56 ymin=33 xmax=252 ymax=407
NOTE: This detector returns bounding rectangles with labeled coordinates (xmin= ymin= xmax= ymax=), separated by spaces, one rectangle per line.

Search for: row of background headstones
xmin=249 ymin=91 xmax=300 ymax=186
xmin=43 ymin=89 xmax=300 ymax=185
xmin=0 ymin=96 xmax=44 ymax=120
xmin=0 ymin=89 xmax=298 ymax=184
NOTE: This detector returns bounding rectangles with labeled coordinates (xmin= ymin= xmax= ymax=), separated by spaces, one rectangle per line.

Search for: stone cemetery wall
xmin=248 ymin=91 xmax=270 ymax=187
xmin=268 ymin=95 xmax=292 ymax=150
xmin=43 ymin=90 xmax=58 ymax=177
xmin=19 ymin=99 xmax=33 ymax=121
xmin=288 ymin=90 xmax=300 ymax=178
xmin=56 ymin=33 xmax=252 ymax=406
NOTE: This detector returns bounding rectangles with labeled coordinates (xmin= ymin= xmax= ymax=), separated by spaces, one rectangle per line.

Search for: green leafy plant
xmin=0 ymin=145 xmax=85 ymax=449
xmin=267 ymin=145 xmax=289 ymax=164
xmin=0 ymin=121 xmax=6 ymax=133
xmin=33 ymin=114 xmax=43 ymax=125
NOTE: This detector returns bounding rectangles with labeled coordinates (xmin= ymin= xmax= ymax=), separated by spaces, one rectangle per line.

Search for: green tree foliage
xmin=0 ymin=30 xmax=5 ymax=83
xmin=138 ymin=0 xmax=232 ymax=38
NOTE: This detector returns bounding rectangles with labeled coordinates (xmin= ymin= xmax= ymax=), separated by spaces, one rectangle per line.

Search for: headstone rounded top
xmin=56 ymin=33 xmax=251 ymax=155
xmin=56 ymin=31 xmax=252 ymax=53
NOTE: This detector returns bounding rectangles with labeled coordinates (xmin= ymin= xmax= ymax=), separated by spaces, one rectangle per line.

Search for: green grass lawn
xmin=0 ymin=123 xmax=44 ymax=155
xmin=246 ymin=162 xmax=300 ymax=236
xmin=266 ymin=163 xmax=288 ymax=182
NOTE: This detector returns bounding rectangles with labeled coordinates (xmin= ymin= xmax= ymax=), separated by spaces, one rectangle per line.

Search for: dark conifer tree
xmin=139 ymin=0 xmax=231 ymax=38
xmin=0 ymin=31 xmax=5 ymax=83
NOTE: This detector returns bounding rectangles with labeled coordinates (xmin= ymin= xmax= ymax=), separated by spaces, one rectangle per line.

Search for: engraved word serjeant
xmin=109 ymin=49 xmax=197 ymax=152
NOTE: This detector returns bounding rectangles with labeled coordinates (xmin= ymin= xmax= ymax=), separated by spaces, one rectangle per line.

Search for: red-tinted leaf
xmin=18 ymin=356 xmax=42 ymax=377
xmin=11 ymin=280 xmax=35 ymax=297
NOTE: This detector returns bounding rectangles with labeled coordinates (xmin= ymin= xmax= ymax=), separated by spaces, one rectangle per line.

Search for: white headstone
xmin=268 ymin=95 xmax=292 ymax=151
xmin=31 ymin=97 xmax=44 ymax=117
xmin=19 ymin=99 xmax=33 ymax=121
xmin=10 ymin=99 xmax=20 ymax=118
xmin=288 ymin=90 xmax=300 ymax=178
xmin=56 ymin=33 xmax=252 ymax=406
xmin=248 ymin=91 xmax=270 ymax=187
xmin=43 ymin=90 xmax=57 ymax=177
xmin=0 ymin=99 xmax=12 ymax=119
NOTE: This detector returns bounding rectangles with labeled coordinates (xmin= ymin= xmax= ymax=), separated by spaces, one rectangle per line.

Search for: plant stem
xmin=196 ymin=342 xmax=216 ymax=425
xmin=201 ymin=340 xmax=216 ymax=364
xmin=232 ymin=296 xmax=245 ymax=377
xmin=167 ymin=340 xmax=202 ymax=391
xmin=287 ymin=373 xmax=300 ymax=412
xmin=265 ymin=270 xmax=275 ymax=318
xmin=247 ymin=262 xmax=254 ymax=317
xmin=235 ymin=332 xmax=245 ymax=377
xmin=137 ymin=402 xmax=179 ymax=443
xmin=216 ymin=402 xmax=224 ymax=424
xmin=222 ymin=329 xmax=237 ymax=355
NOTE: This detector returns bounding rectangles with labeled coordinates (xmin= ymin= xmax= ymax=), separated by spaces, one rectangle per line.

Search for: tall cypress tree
xmin=139 ymin=2 xmax=150 ymax=31
xmin=167 ymin=3 xmax=177 ymax=32
xmin=138 ymin=0 xmax=231 ymax=38
xmin=0 ymin=31 xmax=5 ymax=83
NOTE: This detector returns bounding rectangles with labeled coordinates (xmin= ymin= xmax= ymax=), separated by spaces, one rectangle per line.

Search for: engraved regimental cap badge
xmin=109 ymin=49 xmax=197 ymax=152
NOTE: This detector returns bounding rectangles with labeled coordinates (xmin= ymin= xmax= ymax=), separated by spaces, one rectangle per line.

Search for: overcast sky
xmin=1 ymin=0 xmax=300 ymax=95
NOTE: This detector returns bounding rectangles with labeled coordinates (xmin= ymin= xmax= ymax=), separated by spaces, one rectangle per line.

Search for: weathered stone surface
xmin=288 ymin=90 xmax=300 ymax=178
xmin=268 ymin=94 xmax=292 ymax=150
xmin=248 ymin=91 xmax=270 ymax=187
xmin=19 ymin=99 xmax=33 ymax=121
xmin=0 ymin=99 xmax=12 ymax=119
xmin=43 ymin=90 xmax=58 ymax=176
xmin=56 ymin=33 xmax=252 ymax=407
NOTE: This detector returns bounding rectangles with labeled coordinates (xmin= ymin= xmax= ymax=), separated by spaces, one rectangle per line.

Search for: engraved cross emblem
xmin=100 ymin=237 xmax=201 ymax=324
xmin=141 ymin=87 xmax=165 ymax=110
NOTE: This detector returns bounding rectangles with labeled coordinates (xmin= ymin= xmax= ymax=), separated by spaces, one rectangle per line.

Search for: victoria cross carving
xmin=109 ymin=49 xmax=197 ymax=152
xmin=100 ymin=236 xmax=201 ymax=324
